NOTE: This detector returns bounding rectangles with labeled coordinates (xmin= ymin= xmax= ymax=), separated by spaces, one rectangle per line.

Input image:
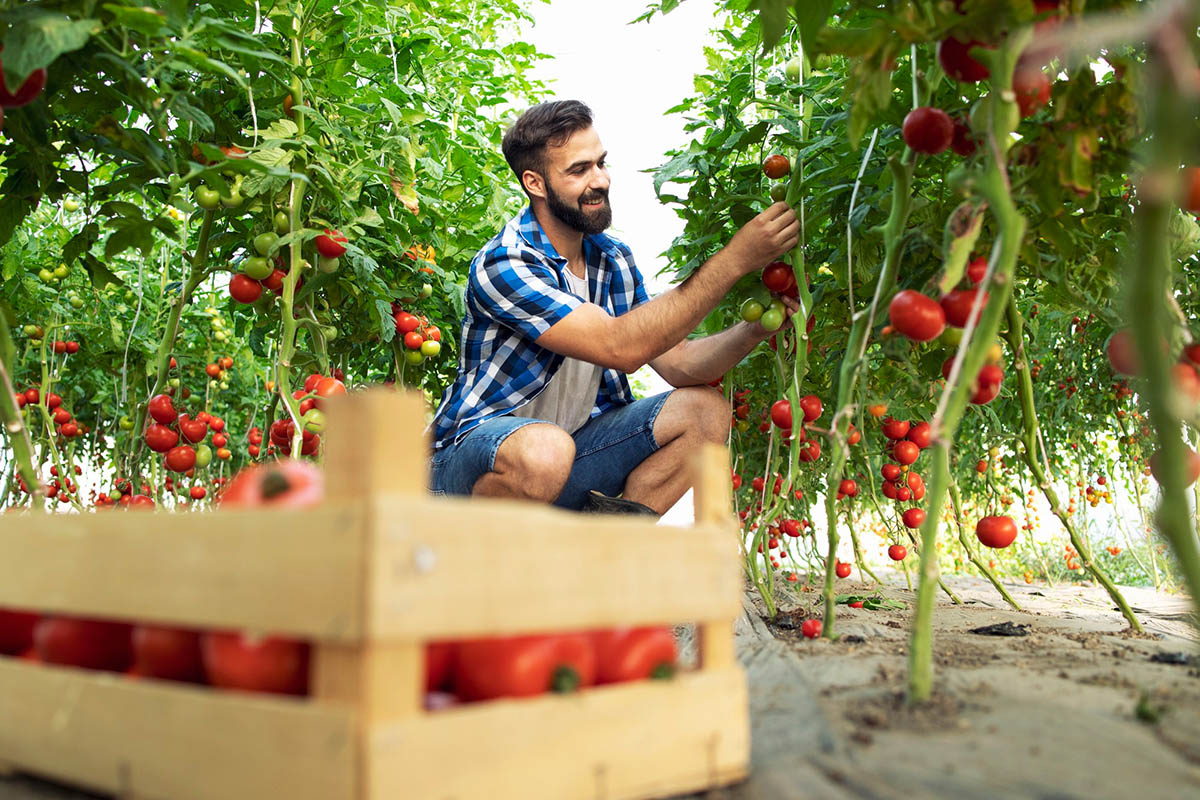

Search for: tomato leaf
xmin=939 ymin=201 xmax=985 ymax=295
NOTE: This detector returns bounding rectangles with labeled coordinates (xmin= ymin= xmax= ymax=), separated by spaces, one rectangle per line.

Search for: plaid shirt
xmin=431 ymin=206 xmax=650 ymax=450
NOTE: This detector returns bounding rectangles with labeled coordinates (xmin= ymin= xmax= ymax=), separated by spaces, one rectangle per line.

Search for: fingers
xmin=780 ymin=295 xmax=801 ymax=315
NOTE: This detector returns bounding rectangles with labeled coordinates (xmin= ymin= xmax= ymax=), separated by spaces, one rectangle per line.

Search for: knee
xmin=500 ymin=424 xmax=575 ymax=501
xmin=671 ymin=386 xmax=731 ymax=444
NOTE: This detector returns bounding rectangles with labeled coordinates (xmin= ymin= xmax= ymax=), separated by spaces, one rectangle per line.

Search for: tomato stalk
xmin=1122 ymin=30 xmax=1200 ymax=622
xmin=820 ymin=152 xmax=915 ymax=637
xmin=1004 ymin=298 xmax=1143 ymax=629
xmin=948 ymin=482 xmax=1021 ymax=611
xmin=908 ymin=29 xmax=1032 ymax=703
xmin=0 ymin=323 xmax=40 ymax=508
xmin=125 ymin=208 xmax=216 ymax=476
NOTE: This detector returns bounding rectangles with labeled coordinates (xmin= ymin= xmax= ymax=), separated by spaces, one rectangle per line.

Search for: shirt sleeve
xmin=616 ymin=240 xmax=651 ymax=308
xmin=470 ymin=247 xmax=585 ymax=342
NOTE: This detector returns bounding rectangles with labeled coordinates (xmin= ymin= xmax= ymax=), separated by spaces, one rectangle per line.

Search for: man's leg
xmin=621 ymin=386 xmax=731 ymax=513
xmin=472 ymin=422 xmax=576 ymax=503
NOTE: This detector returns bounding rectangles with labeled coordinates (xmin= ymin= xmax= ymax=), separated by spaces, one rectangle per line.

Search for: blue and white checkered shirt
xmin=430 ymin=206 xmax=650 ymax=450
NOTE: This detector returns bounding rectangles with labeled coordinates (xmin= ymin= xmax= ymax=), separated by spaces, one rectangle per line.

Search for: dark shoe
xmin=583 ymin=490 xmax=659 ymax=517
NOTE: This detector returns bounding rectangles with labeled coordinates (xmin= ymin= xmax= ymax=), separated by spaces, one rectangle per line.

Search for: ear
xmin=522 ymin=169 xmax=547 ymax=201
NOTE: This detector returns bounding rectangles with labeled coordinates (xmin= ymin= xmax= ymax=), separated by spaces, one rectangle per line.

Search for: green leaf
xmin=939 ymin=201 xmax=984 ymax=295
xmin=81 ymin=254 xmax=122 ymax=291
xmin=101 ymin=6 xmax=168 ymax=36
xmin=793 ymin=0 xmax=834 ymax=53
xmin=375 ymin=299 xmax=396 ymax=343
xmin=751 ymin=0 xmax=794 ymax=53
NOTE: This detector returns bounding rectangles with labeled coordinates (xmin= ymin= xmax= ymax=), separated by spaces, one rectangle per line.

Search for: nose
xmin=589 ymin=163 xmax=610 ymax=191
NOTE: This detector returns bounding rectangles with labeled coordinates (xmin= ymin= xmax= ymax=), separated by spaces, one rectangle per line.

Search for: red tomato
xmin=908 ymin=473 xmax=926 ymax=501
xmin=144 ymin=423 xmax=180 ymax=453
xmin=881 ymin=463 xmax=901 ymax=482
xmin=893 ymin=440 xmax=920 ymax=466
xmin=940 ymin=288 xmax=989 ymax=328
xmin=35 ymin=617 xmax=133 ymax=672
xmin=938 ymin=36 xmax=991 ymax=82
xmin=882 ymin=480 xmax=899 ymax=500
xmin=838 ymin=479 xmax=858 ymax=497
xmin=888 ymin=544 xmax=907 ymax=561
xmin=219 ymin=461 xmax=324 ymax=508
xmin=975 ymin=515 xmax=1019 ymax=549
xmin=454 ymin=634 xmax=597 ymax=701
xmin=1183 ymin=343 xmax=1200 ymax=368
xmin=202 ymin=632 xmax=309 ymax=695
xmin=0 ymin=59 xmax=47 ymax=108
xmin=881 ymin=417 xmax=910 ymax=440
xmin=902 ymin=106 xmax=954 ymax=154
xmin=190 ymin=486 xmax=207 ymax=500
xmin=966 ymin=257 xmax=988 ymax=285
xmin=24 ymin=388 xmax=38 ymax=404
xmin=770 ymin=399 xmax=792 ymax=429
xmin=164 ymin=445 xmax=197 ymax=473
xmin=751 ymin=476 xmax=765 ymax=493
xmin=590 ymin=627 xmax=677 ymax=684
xmin=315 ymin=377 xmax=347 ymax=397
xmin=902 ymin=508 xmax=926 ymax=529
xmin=303 ymin=373 xmax=323 ymax=393
xmin=907 ymin=421 xmax=932 ymax=449
xmin=798 ymin=440 xmax=821 ymax=462
xmin=315 ymin=228 xmax=348 ymax=259
xmin=148 ymin=393 xmax=176 ymax=424
xmin=1150 ymin=446 xmax=1200 ymax=486
xmin=425 ymin=641 xmax=457 ymax=692
xmin=847 ymin=424 xmax=861 ymax=445
xmin=404 ymin=331 xmax=425 ymax=350
xmin=1183 ymin=167 xmax=1200 ymax=215
xmin=761 ymin=261 xmax=795 ymax=294
xmin=208 ymin=416 xmax=225 ymax=433
xmin=762 ymin=154 xmax=790 ymax=180
xmin=1013 ymin=68 xmax=1051 ymax=117
xmin=799 ymin=394 xmax=822 ymax=423
xmin=1106 ymin=330 xmax=1139 ymax=375
xmin=835 ymin=560 xmax=851 ymax=578
xmin=393 ymin=311 xmax=420 ymax=335
xmin=0 ymin=609 xmax=39 ymax=655
xmin=951 ymin=118 xmax=977 ymax=157
xmin=262 ymin=268 xmax=287 ymax=293
xmin=782 ymin=518 xmax=800 ymax=537
xmin=178 ymin=414 xmax=209 ymax=443
xmin=229 ymin=274 xmax=263 ymax=304
xmin=46 ymin=392 xmax=62 ymax=409
xmin=889 ymin=290 xmax=945 ymax=342
xmin=801 ymin=619 xmax=822 ymax=639
xmin=132 ymin=625 xmax=205 ymax=683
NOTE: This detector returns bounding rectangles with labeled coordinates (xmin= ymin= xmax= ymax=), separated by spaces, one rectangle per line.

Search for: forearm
xmin=653 ymin=323 xmax=762 ymax=387
xmin=610 ymin=249 xmax=745 ymax=371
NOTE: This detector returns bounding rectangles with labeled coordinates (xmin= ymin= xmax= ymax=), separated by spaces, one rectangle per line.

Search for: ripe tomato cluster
xmin=13 ymin=387 xmax=86 ymax=443
xmin=392 ymin=304 xmax=443 ymax=363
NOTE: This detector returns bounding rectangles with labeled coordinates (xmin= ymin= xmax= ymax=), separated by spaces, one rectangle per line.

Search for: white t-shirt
xmin=512 ymin=266 xmax=603 ymax=433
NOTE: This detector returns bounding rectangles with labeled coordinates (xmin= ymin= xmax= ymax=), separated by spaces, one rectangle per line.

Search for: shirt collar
xmin=515 ymin=205 xmax=623 ymax=266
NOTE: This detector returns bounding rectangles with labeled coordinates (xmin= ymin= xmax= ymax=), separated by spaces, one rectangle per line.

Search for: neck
xmin=531 ymin=202 xmax=585 ymax=271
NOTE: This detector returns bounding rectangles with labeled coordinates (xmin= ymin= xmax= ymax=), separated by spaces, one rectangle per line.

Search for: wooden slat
xmin=0 ymin=507 xmax=366 ymax=640
xmin=314 ymin=387 xmax=427 ymax=723
xmin=0 ymin=658 xmax=357 ymax=800
xmin=365 ymin=494 xmax=743 ymax=638
xmin=367 ymin=667 xmax=749 ymax=800
xmin=692 ymin=444 xmax=739 ymax=670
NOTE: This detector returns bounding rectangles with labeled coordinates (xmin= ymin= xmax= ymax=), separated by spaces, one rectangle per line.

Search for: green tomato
xmin=211 ymin=318 xmax=224 ymax=330
xmin=736 ymin=419 xmax=751 ymax=434
xmin=219 ymin=381 xmax=229 ymax=390
xmin=785 ymin=57 xmax=802 ymax=82
xmin=421 ymin=339 xmax=442 ymax=358
xmin=317 ymin=256 xmax=339 ymax=274
xmin=214 ymin=331 xmax=228 ymax=342
xmin=168 ymin=377 xmax=180 ymax=388
xmin=760 ymin=308 xmax=784 ymax=332
xmin=740 ymin=299 xmax=765 ymax=323
xmin=770 ymin=183 xmax=788 ymax=203
xmin=38 ymin=268 xmax=54 ymax=282
xmin=302 ymin=409 xmax=327 ymax=434
xmin=404 ymin=349 xmax=425 ymax=365
xmin=322 ymin=325 xmax=339 ymax=341
xmin=941 ymin=326 xmax=964 ymax=347
xmin=29 ymin=339 xmax=41 ymax=347
xmin=220 ymin=190 xmax=243 ymax=209
xmin=195 ymin=185 xmax=221 ymax=210
xmin=69 ymin=296 xmax=84 ymax=309
xmin=118 ymin=415 xmax=134 ymax=431
xmin=208 ymin=380 xmax=218 ymax=390
xmin=274 ymin=211 xmax=290 ymax=235
xmin=195 ymin=444 xmax=212 ymax=468
xmin=62 ymin=198 xmax=80 ymax=213
xmin=969 ymin=96 xmax=1019 ymax=151
xmin=253 ymin=232 xmax=279 ymax=256
xmin=769 ymin=298 xmax=786 ymax=315
xmin=242 ymin=256 xmax=273 ymax=280
xmin=421 ymin=282 xmax=433 ymax=298
xmin=21 ymin=325 xmax=39 ymax=337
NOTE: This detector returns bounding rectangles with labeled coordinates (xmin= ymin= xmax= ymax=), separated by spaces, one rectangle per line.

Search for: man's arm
xmin=533 ymin=202 xmax=799 ymax=372
xmin=648 ymin=294 xmax=801 ymax=387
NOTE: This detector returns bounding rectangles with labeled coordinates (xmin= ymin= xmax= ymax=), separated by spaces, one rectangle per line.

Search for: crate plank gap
xmin=0 ymin=389 xmax=749 ymax=800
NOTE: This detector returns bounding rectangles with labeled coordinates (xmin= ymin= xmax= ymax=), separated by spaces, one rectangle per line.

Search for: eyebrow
xmin=565 ymin=152 xmax=607 ymax=171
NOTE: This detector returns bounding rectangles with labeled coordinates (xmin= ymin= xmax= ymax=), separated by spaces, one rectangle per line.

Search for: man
xmin=429 ymin=100 xmax=799 ymax=515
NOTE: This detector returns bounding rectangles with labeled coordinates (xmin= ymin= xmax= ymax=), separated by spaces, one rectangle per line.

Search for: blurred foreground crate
xmin=0 ymin=389 xmax=748 ymax=800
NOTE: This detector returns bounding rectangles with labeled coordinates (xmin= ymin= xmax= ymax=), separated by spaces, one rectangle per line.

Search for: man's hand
xmin=723 ymin=202 xmax=801 ymax=277
xmin=745 ymin=293 xmax=803 ymax=343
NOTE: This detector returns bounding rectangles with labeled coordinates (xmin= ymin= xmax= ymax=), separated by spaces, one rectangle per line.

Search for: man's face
xmin=539 ymin=126 xmax=611 ymax=235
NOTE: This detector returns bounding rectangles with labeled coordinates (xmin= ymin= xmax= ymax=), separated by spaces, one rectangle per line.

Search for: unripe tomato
xmin=420 ymin=339 xmax=442 ymax=357
xmin=318 ymin=256 xmax=340 ymax=274
xmin=274 ymin=211 xmax=290 ymax=235
xmin=740 ymin=299 xmax=764 ymax=322
xmin=195 ymin=444 xmax=213 ymax=468
xmin=253 ymin=232 xmax=279 ymax=257
xmin=194 ymin=185 xmax=221 ymax=210
xmin=405 ymin=349 xmax=425 ymax=365
xmin=759 ymin=308 xmax=784 ymax=332
xmin=242 ymin=256 xmax=273 ymax=280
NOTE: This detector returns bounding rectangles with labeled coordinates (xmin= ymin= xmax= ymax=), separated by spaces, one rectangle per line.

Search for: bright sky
xmin=523 ymin=0 xmax=722 ymax=523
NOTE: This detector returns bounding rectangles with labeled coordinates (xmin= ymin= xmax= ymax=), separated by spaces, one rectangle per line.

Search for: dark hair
xmin=502 ymin=100 xmax=593 ymax=194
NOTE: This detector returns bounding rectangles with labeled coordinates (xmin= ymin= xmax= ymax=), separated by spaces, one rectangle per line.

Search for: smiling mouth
xmin=581 ymin=197 xmax=607 ymax=208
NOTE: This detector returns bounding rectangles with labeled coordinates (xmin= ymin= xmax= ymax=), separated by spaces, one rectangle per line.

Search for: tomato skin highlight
xmin=590 ymin=627 xmax=677 ymax=684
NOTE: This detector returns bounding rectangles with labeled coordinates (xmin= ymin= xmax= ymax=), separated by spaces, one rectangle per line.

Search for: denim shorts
xmin=430 ymin=391 xmax=673 ymax=510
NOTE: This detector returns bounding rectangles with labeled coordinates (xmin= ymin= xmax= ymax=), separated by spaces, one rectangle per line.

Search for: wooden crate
xmin=0 ymin=390 xmax=749 ymax=800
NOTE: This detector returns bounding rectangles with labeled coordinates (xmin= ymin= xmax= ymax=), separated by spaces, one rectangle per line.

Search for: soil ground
xmin=2 ymin=574 xmax=1197 ymax=799
xmin=677 ymin=572 xmax=1200 ymax=799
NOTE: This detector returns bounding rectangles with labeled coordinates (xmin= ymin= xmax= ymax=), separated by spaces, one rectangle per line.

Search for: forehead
xmin=545 ymin=126 xmax=604 ymax=170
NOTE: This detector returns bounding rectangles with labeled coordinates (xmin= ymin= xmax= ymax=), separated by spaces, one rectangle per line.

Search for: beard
xmin=545 ymin=178 xmax=612 ymax=235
